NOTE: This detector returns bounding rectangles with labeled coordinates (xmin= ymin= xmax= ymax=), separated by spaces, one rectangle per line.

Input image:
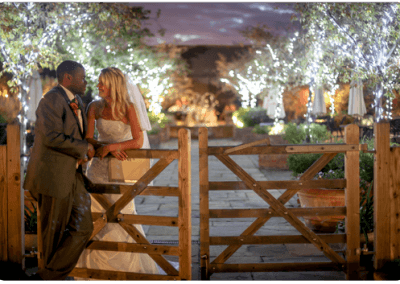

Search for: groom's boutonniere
xmin=69 ymin=97 xmax=81 ymax=117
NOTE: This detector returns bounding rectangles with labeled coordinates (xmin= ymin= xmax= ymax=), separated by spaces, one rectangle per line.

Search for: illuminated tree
xmin=295 ymin=3 xmax=400 ymax=121
xmin=0 ymin=2 xmax=156 ymax=165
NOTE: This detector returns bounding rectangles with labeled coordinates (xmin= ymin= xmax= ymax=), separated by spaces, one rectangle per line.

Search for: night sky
xmin=138 ymin=2 xmax=299 ymax=46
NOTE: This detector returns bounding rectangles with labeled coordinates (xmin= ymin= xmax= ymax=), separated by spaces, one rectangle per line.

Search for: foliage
xmin=24 ymin=202 xmax=37 ymax=233
xmin=148 ymin=112 xmax=170 ymax=129
xmin=232 ymin=107 xmax=250 ymax=128
xmin=283 ymin=122 xmax=331 ymax=144
xmin=252 ymin=124 xmax=271 ymax=134
xmin=359 ymin=182 xmax=374 ymax=242
xmin=241 ymin=107 xmax=272 ymax=128
xmin=294 ymin=3 xmax=400 ymax=121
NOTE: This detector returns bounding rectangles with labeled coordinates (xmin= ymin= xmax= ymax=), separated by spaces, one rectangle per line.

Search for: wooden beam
xmin=85 ymin=241 xmax=179 ymax=255
xmin=69 ymin=267 xmax=179 ymax=280
xmin=0 ymin=146 xmax=7 ymax=261
xmin=209 ymin=179 xmax=346 ymax=190
xmin=209 ymin=262 xmax=344 ymax=273
xmin=390 ymin=147 xmax=400 ymax=259
xmin=199 ymin=127 xmax=210 ymax=280
xmin=178 ymin=128 xmax=191 ymax=280
xmin=118 ymin=214 xmax=179 ymax=227
xmin=374 ymin=122 xmax=391 ymax=270
xmin=209 ymin=207 xmax=346 ymax=218
xmin=124 ymin=149 xmax=179 ymax=160
xmin=6 ymin=123 xmax=22 ymax=265
xmin=210 ymin=234 xmax=347 ymax=245
xmin=223 ymin=138 xmax=270 ymax=154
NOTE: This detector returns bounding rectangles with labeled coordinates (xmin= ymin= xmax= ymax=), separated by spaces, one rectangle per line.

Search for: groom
xmin=23 ymin=60 xmax=94 ymax=280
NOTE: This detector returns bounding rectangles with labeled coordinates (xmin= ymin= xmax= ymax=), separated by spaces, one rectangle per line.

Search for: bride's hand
xmin=96 ymin=145 xmax=111 ymax=160
xmin=111 ymin=150 xmax=128 ymax=161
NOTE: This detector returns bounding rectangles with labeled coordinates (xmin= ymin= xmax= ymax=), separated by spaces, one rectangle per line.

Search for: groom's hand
xmin=87 ymin=143 xmax=95 ymax=160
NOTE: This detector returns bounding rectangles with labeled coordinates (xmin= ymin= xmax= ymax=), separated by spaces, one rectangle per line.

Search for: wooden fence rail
xmin=199 ymin=124 xmax=363 ymax=280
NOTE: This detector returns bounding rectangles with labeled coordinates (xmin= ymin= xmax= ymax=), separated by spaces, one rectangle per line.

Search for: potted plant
xmin=24 ymin=202 xmax=38 ymax=252
xmin=147 ymin=112 xmax=171 ymax=148
xmin=286 ymin=129 xmax=375 ymax=234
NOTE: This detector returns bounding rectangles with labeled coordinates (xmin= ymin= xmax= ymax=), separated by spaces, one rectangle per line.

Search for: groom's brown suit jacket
xmin=24 ymin=86 xmax=89 ymax=199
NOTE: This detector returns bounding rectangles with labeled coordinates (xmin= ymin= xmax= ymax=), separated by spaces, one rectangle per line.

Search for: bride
xmin=75 ymin=67 xmax=160 ymax=275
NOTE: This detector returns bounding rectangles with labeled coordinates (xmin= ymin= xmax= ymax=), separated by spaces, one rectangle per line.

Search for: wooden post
xmin=374 ymin=122 xmax=391 ymax=270
xmin=344 ymin=124 xmax=360 ymax=279
xmin=389 ymin=147 xmax=400 ymax=260
xmin=6 ymin=123 xmax=23 ymax=265
xmin=0 ymin=145 xmax=7 ymax=261
xmin=199 ymin=127 xmax=210 ymax=280
xmin=178 ymin=128 xmax=191 ymax=280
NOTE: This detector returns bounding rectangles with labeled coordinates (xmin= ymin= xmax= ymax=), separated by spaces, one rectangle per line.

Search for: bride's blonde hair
xmin=98 ymin=67 xmax=132 ymax=120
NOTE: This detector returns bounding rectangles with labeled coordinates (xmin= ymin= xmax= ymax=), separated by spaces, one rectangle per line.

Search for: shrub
xmin=283 ymin=122 xmax=331 ymax=144
xmin=241 ymin=107 xmax=272 ymax=127
xmin=148 ymin=112 xmax=170 ymax=129
xmin=252 ymin=124 xmax=271 ymax=134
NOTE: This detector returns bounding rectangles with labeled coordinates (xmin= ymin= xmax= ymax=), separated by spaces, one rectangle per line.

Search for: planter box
xmin=258 ymin=135 xmax=289 ymax=170
xmin=148 ymin=134 xmax=161 ymax=149
xmin=297 ymin=188 xmax=345 ymax=233
xmin=169 ymin=125 xmax=234 ymax=139
xmin=233 ymin=127 xmax=253 ymax=141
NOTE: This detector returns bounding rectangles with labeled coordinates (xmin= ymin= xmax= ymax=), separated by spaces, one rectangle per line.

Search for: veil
xmin=124 ymin=74 xmax=152 ymax=132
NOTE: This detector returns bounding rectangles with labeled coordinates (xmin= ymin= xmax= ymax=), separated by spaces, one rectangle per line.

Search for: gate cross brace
xmin=212 ymin=153 xmax=345 ymax=265
xmin=80 ymin=155 xmax=179 ymax=276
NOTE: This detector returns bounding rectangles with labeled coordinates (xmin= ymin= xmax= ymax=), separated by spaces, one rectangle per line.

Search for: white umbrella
xmin=348 ymin=79 xmax=366 ymax=117
xmin=27 ymin=70 xmax=43 ymax=122
xmin=262 ymin=86 xmax=285 ymax=119
xmin=312 ymin=86 xmax=326 ymax=116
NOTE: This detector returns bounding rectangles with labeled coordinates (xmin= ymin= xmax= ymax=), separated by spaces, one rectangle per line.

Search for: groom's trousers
xmin=31 ymin=171 xmax=93 ymax=280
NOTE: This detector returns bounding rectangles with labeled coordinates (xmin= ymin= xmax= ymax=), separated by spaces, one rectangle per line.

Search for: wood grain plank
xmin=6 ymin=123 xmax=22 ymax=264
xmin=85 ymin=241 xmax=179 ymax=255
xmin=178 ymin=128 xmax=191 ymax=280
xmin=209 ymin=179 xmax=346 ymax=190
xmin=209 ymin=262 xmax=344 ymax=273
xmin=209 ymin=207 xmax=346 ymax=218
xmin=0 ymin=146 xmax=7 ymax=261
xmin=344 ymin=124 xmax=360 ymax=279
xmin=210 ymin=234 xmax=347 ymax=245
xmin=124 ymin=149 xmax=179 ymax=160
xmin=199 ymin=127 xmax=210 ymax=280
xmin=69 ymin=267 xmax=179 ymax=280
xmin=390 ymin=147 xmax=400 ymax=259
xmin=223 ymin=138 xmax=270 ymax=154
xmin=374 ymin=122 xmax=391 ymax=270
xmin=119 ymin=214 xmax=179 ymax=227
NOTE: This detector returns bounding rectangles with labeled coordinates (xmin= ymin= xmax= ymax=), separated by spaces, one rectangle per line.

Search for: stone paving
xmin=135 ymin=138 xmax=346 ymax=280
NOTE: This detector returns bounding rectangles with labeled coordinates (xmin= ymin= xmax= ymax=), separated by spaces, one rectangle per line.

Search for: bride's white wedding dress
xmin=76 ymin=118 xmax=160 ymax=275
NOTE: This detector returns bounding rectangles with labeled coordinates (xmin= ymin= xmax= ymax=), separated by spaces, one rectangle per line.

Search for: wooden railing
xmin=199 ymin=125 xmax=366 ymax=280
xmin=67 ymin=128 xmax=192 ymax=280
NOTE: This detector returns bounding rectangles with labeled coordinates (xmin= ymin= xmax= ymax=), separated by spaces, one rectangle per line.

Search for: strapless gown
xmin=75 ymin=118 xmax=160 ymax=275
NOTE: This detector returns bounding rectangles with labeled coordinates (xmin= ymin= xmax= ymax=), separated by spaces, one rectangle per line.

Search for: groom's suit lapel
xmin=56 ymin=86 xmax=86 ymax=139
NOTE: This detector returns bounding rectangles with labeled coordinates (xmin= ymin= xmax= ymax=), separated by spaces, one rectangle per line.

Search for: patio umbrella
xmin=26 ymin=70 xmax=43 ymax=122
xmin=348 ymin=79 xmax=366 ymax=117
xmin=312 ymin=86 xmax=326 ymax=116
xmin=262 ymin=86 xmax=285 ymax=119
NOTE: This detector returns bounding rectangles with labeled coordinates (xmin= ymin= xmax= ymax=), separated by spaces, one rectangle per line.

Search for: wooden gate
xmin=59 ymin=128 xmax=192 ymax=280
xmin=199 ymin=125 xmax=366 ymax=280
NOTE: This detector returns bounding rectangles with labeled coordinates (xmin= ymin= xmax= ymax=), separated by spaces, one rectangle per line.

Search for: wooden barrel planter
xmin=297 ymin=188 xmax=345 ymax=233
